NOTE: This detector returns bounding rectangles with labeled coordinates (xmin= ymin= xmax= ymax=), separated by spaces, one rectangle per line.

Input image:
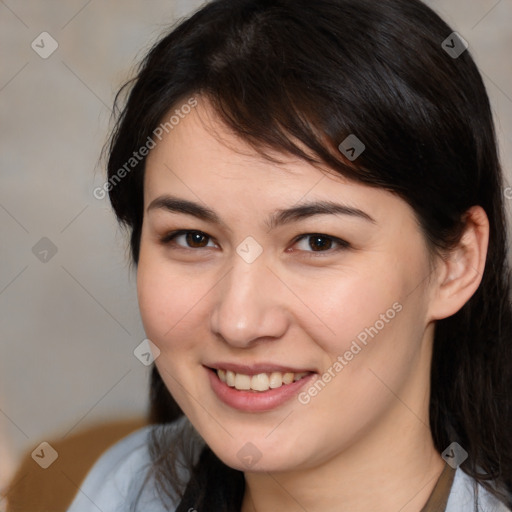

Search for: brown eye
xmin=160 ymin=230 xmax=216 ymax=249
xmin=294 ymin=233 xmax=350 ymax=255
xmin=308 ymin=235 xmax=333 ymax=252
xmin=185 ymin=231 xmax=210 ymax=248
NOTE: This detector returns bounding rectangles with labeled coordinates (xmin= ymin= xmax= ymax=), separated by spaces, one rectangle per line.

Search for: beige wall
xmin=0 ymin=0 xmax=511 ymax=500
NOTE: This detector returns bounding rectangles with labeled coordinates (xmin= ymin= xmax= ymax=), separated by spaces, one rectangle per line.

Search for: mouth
xmin=204 ymin=362 xmax=317 ymax=411
xmin=208 ymin=367 xmax=313 ymax=392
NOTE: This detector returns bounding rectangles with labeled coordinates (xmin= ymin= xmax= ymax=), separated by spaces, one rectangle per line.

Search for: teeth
xmin=234 ymin=373 xmax=251 ymax=390
xmin=282 ymin=372 xmax=294 ymax=385
xmin=216 ymin=369 xmax=309 ymax=391
xmin=226 ymin=370 xmax=235 ymax=387
xmin=251 ymin=373 xmax=269 ymax=391
xmin=269 ymin=372 xmax=283 ymax=389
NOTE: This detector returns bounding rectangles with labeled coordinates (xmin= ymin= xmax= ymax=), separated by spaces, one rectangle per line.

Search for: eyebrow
xmin=146 ymin=194 xmax=376 ymax=230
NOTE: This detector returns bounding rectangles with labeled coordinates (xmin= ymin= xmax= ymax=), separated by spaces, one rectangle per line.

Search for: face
xmin=137 ymin=98 xmax=437 ymax=473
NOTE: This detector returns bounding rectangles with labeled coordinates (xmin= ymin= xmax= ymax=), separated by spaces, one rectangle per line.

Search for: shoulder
xmin=447 ymin=467 xmax=512 ymax=512
xmin=66 ymin=416 xmax=197 ymax=512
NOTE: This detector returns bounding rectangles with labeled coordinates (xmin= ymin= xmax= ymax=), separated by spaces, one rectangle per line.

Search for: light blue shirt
xmin=67 ymin=418 xmax=511 ymax=512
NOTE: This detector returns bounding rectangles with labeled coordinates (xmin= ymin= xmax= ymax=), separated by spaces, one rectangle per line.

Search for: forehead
xmin=142 ymin=98 xmax=413 ymax=229
xmin=144 ymin=98 xmax=350 ymax=192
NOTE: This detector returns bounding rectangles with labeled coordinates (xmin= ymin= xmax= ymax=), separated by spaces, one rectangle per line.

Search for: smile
xmin=205 ymin=366 xmax=317 ymax=412
xmin=215 ymin=368 xmax=311 ymax=392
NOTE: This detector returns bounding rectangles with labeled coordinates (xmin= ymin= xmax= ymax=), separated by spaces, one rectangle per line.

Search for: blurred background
xmin=0 ymin=0 xmax=511 ymax=510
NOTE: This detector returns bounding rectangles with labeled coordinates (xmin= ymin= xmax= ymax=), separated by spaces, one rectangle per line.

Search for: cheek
xmin=291 ymin=252 xmax=430 ymax=409
xmin=289 ymin=263 xmax=413 ymax=358
xmin=291 ymin=278 xmax=427 ymax=456
xmin=136 ymin=254 xmax=208 ymax=411
xmin=136 ymin=253 xmax=207 ymax=349
xmin=305 ymin=256 xmax=430 ymax=402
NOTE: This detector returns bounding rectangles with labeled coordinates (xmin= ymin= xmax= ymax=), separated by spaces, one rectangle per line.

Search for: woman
xmin=68 ymin=0 xmax=512 ymax=510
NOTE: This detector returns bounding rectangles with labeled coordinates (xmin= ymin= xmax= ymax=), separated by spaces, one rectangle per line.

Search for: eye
xmin=160 ymin=230 xmax=217 ymax=249
xmin=160 ymin=230 xmax=350 ymax=255
xmin=293 ymin=233 xmax=350 ymax=254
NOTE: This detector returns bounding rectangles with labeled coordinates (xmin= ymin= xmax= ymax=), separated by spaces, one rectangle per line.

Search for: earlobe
xmin=428 ymin=206 xmax=489 ymax=321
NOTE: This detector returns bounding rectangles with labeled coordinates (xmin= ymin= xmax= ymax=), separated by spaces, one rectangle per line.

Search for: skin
xmin=137 ymin=97 xmax=489 ymax=512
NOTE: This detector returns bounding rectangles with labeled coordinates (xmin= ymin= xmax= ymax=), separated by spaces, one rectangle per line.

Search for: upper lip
xmin=205 ymin=362 xmax=315 ymax=376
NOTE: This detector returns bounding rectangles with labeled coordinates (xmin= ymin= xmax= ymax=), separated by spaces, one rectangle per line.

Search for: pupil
xmin=310 ymin=236 xmax=331 ymax=251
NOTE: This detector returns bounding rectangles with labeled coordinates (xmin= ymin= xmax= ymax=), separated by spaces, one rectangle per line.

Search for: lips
xmin=205 ymin=364 xmax=316 ymax=412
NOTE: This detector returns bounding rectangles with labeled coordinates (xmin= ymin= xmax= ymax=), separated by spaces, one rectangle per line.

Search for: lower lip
xmin=206 ymin=367 xmax=316 ymax=412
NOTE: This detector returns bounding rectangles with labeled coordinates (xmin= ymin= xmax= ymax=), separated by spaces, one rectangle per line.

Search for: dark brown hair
xmin=105 ymin=0 xmax=512 ymax=509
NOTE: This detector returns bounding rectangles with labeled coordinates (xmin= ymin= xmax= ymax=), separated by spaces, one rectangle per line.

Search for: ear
xmin=427 ymin=206 xmax=489 ymax=321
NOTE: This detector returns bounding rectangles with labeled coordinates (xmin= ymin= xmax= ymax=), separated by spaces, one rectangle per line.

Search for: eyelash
xmin=159 ymin=230 xmax=350 ymax=257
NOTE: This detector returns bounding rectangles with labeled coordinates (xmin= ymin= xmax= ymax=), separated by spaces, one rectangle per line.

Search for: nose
xmin=210 ymin=256 xmax=290 ymax=348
